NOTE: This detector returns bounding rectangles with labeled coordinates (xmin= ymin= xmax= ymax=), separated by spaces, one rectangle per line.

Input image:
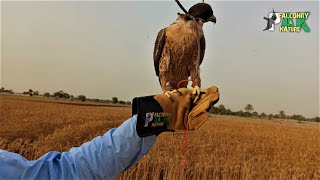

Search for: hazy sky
xmin=1 ymin=1 xmax=319 ymax=118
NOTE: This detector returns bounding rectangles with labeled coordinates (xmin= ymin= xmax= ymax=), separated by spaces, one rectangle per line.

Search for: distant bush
xmin=291 ymin=115 xmax=306 ymax=121
xmin=78 ymin=95 xmax=86 ymax=102
xmin=43 ymin=92 xmax=51 ymax=97
xmin=34 ymin=91 xmax=39 ymax=96
xmin=112 ymin=97 xmax=118 ymax=104
xmin=260 ymin=113 xmax=267 ymax=118
xmin=28 ymin=89 xmax=33 ymax=96
xmin=53 ymin=91 xmax=71 ymax=99
xmin=0 ymin=87 xmax=14 ymax=94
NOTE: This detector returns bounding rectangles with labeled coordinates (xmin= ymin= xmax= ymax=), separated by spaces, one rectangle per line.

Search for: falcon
xmin=263 ymin=9 xmax=277 ymax=31
xmin=153 ymin=1 xmax=216 ymax=102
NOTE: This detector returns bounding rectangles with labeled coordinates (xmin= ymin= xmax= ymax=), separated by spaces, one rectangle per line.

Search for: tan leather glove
xmin=188 ymin=86 xmax=220 ymax=130
xmin=132 ymin=86 xmax=219 ymax=137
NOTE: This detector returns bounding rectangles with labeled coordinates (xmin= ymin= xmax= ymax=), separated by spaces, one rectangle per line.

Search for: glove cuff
xmin=132 ymin=96 xmax=173 ymax=137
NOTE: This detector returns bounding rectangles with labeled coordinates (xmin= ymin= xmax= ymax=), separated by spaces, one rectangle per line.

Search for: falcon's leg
xmin=189 ymin=65 xmax=202 ymax=103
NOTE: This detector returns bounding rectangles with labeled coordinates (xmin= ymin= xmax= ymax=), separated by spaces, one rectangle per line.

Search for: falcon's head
xmin=188 ymin=3 xmax=216 ymax=24
xmin=271 ymin=9 xmax=277 ymax=20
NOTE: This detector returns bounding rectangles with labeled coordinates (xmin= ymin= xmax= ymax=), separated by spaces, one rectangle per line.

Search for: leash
xmin=176 ymin=79 xmax=192 ymax=177
xmin=177 ymin=122 xmax=189 ymax=177
xmin=177 ymin=79 xmax=194 ymax=88
xmin=176 ymin=16 xmax=202 ymax=177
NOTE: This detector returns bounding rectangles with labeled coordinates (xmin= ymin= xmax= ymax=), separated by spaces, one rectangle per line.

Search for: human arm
xmin=0 ymin=115 xmax=156 ymax=180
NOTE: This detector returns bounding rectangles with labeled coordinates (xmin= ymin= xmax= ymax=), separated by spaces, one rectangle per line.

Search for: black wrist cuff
xmin=132 ymin=96 xmax=173 ymax=137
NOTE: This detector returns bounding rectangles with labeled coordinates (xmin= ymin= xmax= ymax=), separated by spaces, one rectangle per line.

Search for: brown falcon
xmin=153 ymin=1 xmax=216 ymax=102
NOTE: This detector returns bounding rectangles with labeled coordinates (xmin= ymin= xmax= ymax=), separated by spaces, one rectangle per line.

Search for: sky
xmin=1 ymin=1 xmax=319 ymax=118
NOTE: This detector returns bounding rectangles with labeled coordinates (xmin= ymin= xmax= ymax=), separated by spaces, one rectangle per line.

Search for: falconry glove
xmin=132 ymin=86 xmax=219 ymax=137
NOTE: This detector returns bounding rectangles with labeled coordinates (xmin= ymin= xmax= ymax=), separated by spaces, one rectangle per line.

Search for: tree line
xmin=1 ymin=87 xmax=318 ymax=121
xmin=0 ymin=87 xmax=131 ymax=105
xmin=209 ymin=104 xmax=320 ymax=122
xmin=0 ymin=87 xmax=13 ymax=94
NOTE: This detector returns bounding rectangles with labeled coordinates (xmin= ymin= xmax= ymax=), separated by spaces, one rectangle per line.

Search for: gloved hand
xmin=132 ymin=86 xmax=219 ymax=137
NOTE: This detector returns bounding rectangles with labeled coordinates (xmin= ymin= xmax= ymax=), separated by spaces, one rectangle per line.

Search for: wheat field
xmin=0 ymin=94 xmax=319 ymax=179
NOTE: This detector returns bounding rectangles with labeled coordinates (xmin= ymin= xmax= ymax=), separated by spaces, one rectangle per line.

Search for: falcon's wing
xmin=199 ymin=35 xmax=206 ymax=65
xmin=153 ymin=28 xmax=166 ymax=77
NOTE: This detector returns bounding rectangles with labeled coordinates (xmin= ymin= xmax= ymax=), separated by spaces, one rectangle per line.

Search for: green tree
xmin=53 ymin=91 xmax=70 ymax=99
xmin=226 ymin=109 xmax=232 ymax=115
xmin=209 ymin=104 xmax=225 ymax=115
xmin=219 ymin=104 xmax=227 ymax=114
xmin=236 ymin=110 xmax=245 ymax=117
xmin=268 ymin=114 xmax=273 ymax=120
xmin=63 ymin=93 xmax=70 ymax=99
xmin=112 ymin=97 xmax=118 ymax=104
xmin=43 ymin=92 xmax=51 ymax=97
xmin=252 ymin=111 xmax=258 ymax=117
xmin=34 ymin=91 xmax=39 ymax=96
xmin=54 ymin=91 xmax=62 ymax=98
xmin=279 ymin=110 xmax=286 ymax=119
xmin=78 ymin=95 xmax=86 ymax=102
xmin=28 ymin=89 xmax=34 ymax=96
xmin=260 ymin=112 xmax=267 ymax=118
xmin=291 ymin=114 xmax=305 ymax=121
xmin=245 ymin=104 xmax=254 ymax=117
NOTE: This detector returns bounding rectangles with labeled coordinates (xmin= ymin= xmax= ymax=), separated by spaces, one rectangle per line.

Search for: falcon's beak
xmin=207 ymin=15 xmax=216 ymax=24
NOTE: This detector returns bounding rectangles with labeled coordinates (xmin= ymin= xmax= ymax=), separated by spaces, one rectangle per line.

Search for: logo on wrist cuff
xmin=144 ymin=112 xmax=171 ymax=127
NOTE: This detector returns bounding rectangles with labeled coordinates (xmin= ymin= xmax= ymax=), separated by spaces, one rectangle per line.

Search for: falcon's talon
xmin=165 ymin=92 xmax=171 ymax=98
xmin=192 ymin=86 xmax=201 ymax=103
xmin=176 ymin=89 xmax=182 ymax=96
xmin=164 ymin=89 xmax=182 ymax=100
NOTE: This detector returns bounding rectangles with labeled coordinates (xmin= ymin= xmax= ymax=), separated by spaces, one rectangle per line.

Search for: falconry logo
xmin=144 ymin=112 xmax=170 ymax=127
xmin=263 ymin=9 xmax=310 ymax=32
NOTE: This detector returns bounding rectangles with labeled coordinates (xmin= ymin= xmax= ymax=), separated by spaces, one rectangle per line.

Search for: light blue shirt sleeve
xmin=0 ymin=115 xmax=156 ymax=180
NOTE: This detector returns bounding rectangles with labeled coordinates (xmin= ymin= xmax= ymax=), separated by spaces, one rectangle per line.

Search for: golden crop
xmin=1 ymin=95 xmax=319 ymax=179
